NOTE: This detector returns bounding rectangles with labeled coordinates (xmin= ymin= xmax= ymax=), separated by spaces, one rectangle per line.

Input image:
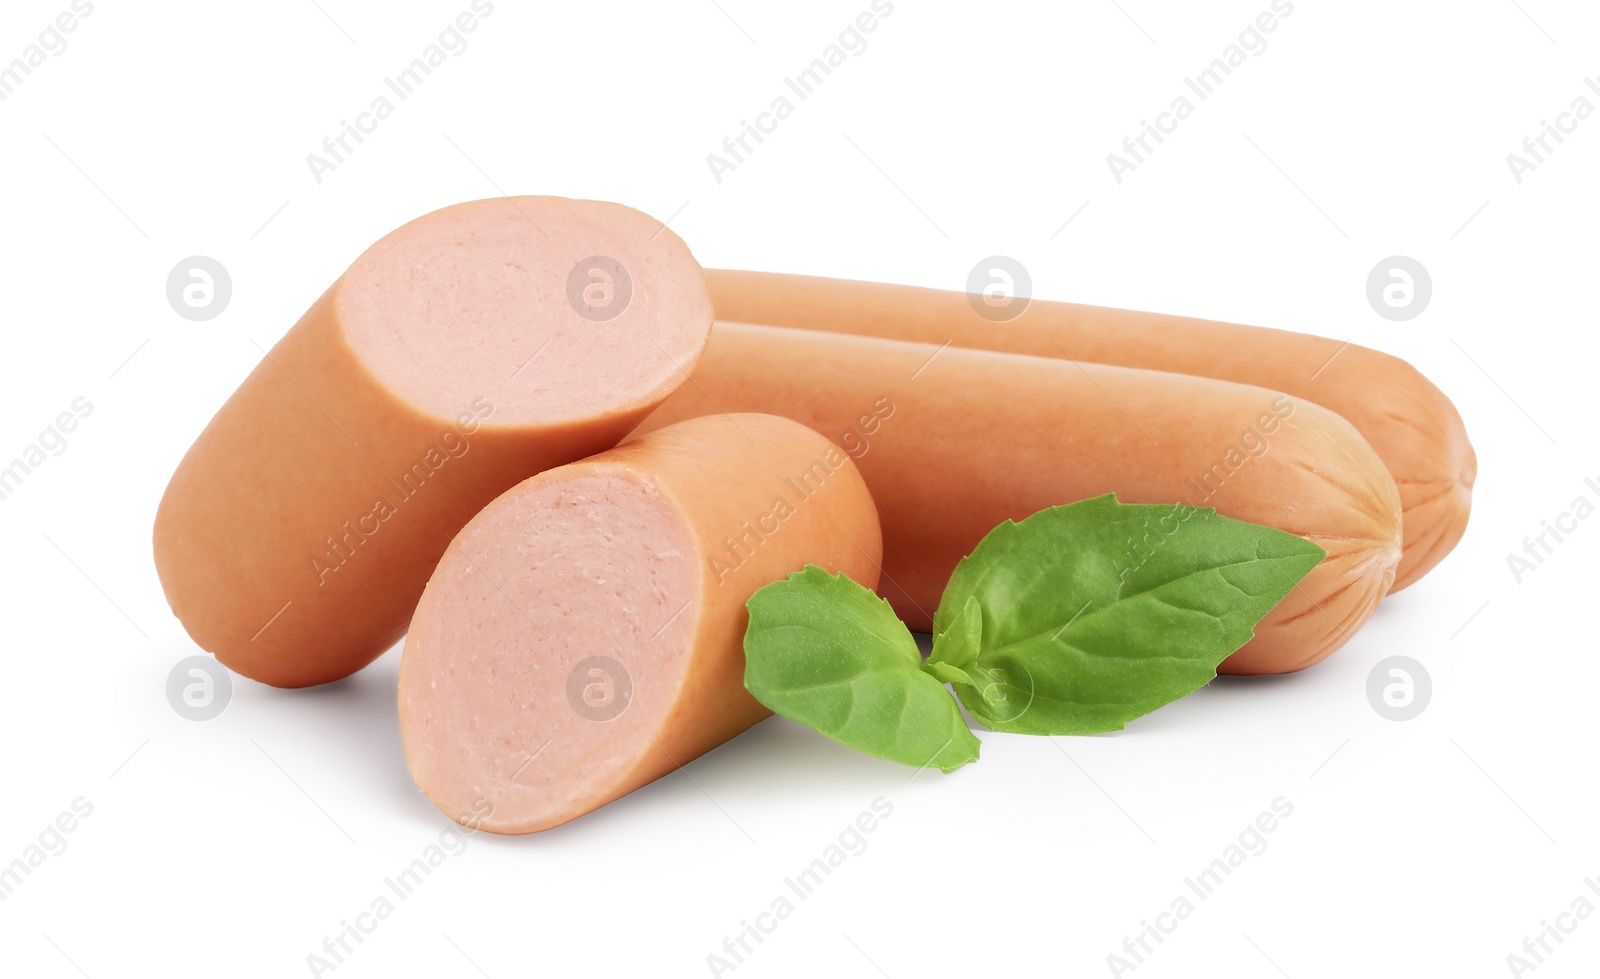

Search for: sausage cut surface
xmin=154 ymin=197 xmax=712 ymax=688
xmin=400 ymin=413 xmax=882 ymax=834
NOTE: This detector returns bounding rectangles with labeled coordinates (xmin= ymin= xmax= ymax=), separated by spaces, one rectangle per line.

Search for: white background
xmin=1 ymin=1 xmax=1595 ymax=976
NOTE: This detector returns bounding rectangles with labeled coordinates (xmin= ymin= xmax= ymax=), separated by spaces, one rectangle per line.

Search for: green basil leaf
xmin=924 ymin=595 xmax=981 ymax=686
xmin=744 ymin=566 xmax=980 ymax=773
xmin=936 ymin=495 xmax=1325 ymax=735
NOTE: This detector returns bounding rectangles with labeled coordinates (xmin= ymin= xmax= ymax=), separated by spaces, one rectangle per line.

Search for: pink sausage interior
xmin=340 ymin=198 xmax=708 ymax=426
xmin=401 ymin=469 xmax=701 ymax=833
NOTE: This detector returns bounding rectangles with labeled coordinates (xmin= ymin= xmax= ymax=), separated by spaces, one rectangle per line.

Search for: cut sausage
xmin=638 ymin=323 xmax=1404 ymax=675
xmin=705 ymin=269 xmax=1472 ymax=592
xmin=154 ymin=197 xmax=713 ymax=688
xmin=399 ymin=413 xmax=882 ymax=834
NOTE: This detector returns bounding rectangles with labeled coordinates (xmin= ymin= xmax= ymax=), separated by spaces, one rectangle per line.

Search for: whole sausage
xmin=154 ymin=197 xmax=713 ymax=687
xmin=399 ymin=413 xmax=882 ymax=834
xmin=705 ymin=269 xmax=1471 ymax=592
xmin=637 ymin=323 xmax=1404 ymax=675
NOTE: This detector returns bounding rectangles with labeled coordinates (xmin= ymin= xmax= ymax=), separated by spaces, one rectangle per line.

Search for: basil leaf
xmin=936 ymin=495 xmax=1325 ymax=735
xmin=924 ymin=595 xmax=981 ymax=686
xmin=744 ymin=566 xmax=980 ymax=773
